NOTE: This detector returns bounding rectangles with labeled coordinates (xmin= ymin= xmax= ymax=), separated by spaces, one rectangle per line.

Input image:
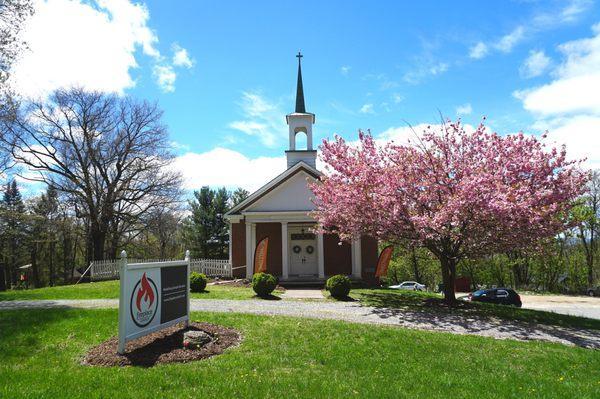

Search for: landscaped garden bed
xmin=82 ymin=322 xmax=241 ymax=367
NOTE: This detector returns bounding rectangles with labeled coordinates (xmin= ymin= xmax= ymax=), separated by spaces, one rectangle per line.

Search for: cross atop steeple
xmin=295 ymin=51 xmax=306 ymax=113
xmin=286 ymin=52 xmax=316 ymax=168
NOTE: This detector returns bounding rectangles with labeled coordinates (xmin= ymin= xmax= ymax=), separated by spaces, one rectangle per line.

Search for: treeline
xmin=0 ymin=179 xmax=248 ymax=289
xmin=387 ymin=171 xmax=599 ymax=294
xmin=0 ymin=88 xmax=248 ymax=289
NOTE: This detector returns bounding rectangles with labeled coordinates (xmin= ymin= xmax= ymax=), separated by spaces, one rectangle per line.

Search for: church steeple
xmin=285 ymin=52 xmax=317 ymax=170
xmin=295 ymin=52 xmax=306 ymax=113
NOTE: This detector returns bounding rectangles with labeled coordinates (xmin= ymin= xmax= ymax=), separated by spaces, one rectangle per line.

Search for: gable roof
xmin=225 ymin=161 xmax=322 ymax=216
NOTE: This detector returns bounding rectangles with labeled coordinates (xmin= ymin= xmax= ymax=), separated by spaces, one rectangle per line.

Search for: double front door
xmin=288 ymin=226 xmax=318 ymax=276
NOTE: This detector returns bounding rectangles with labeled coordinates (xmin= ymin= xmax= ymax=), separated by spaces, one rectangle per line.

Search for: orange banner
xmin=375 ymin=245 xmax=394 ymax=278
xmin=253 ymin=237 xmax=269 ymax=273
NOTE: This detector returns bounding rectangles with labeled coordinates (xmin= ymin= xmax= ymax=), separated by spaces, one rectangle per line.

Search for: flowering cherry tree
xmin=311 ymin=120 xmax=588 ymax=303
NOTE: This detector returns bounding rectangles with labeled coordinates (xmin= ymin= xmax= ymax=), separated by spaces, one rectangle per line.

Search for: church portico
xmin=225 ymin=53 xmax=378 ymax=283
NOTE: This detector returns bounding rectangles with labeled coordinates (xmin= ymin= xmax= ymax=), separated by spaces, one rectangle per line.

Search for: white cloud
xmin=515 ymin=22 xmax=600 ymax=170
xmin=378 ymin=124 xmax=428 ymax=145
xmin=359 ymin=103 xmax=374 ymax=114
xmin=403 ymin=62 xmax=449 ymax=84
xmin=153 ymin=64 xmax=176 ymax=93
xmin=469 ymin=42 xmax=488 ymax=59
xmin=515 ymin=24 xmax=600 ymax=116
xmin=520 ymin=50 xmax=551 ymax=78
xmin=495 ymin=26 xmax=526 ymax=53
xmin=10 ymin=0 xmax=163 ymax=97
xmin=532 ymin=115 xmax=600 ymax=170
xmin=470 ymin=1 xmax=592 ymax=60
xmin=391 ymin=93 xmax=403 ymax=103
xmin=515 ymin=73 xmax=600 ymax=115
xmin=533 ymin=0 xmax=592 ymax=27
xmin=340 ymin=65 xmax=351 ymax=76
xmin=377 ymin=123 xmax=481 ymax=146
xmin=174 ymin=148 xmax=286 ymax=192
xmin=456 ymin=103 xmax=472 ymax=116
xmin=228 ymin=91 xmax=287 ymax=147
xmin=429 ymin=62 xmax=448 ymax=75
xmin=172 ymin=43 xmax=194 ymax=68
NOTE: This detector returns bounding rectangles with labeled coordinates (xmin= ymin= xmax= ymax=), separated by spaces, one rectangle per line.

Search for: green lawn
xmin=0 ymin=280 xmax=280 ymax=301
xmin=0 ymin=308 xmax=599 ymax=398
xmin=350 ymin=288 xmax=600 ymax=331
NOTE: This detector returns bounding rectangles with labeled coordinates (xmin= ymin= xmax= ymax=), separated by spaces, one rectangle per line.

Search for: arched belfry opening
xmin=285 ymin=52 xmax=317 ymax=168
xmin=294 ymin=129 xmax=308 ymax=150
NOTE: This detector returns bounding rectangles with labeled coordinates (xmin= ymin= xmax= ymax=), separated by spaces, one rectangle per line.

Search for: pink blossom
xmin=310 ymin=120 xmax=588 ymax=302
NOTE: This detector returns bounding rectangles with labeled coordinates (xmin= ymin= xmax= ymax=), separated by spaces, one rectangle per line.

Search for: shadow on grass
xmin=350 ymin=290 xmax=600 ymax=348
xmin=329 ymin=295 xmax=356 ymax=302
xmin=0 ymin=308 xmax=83 ymax=356
xmin=357 ymin=289 xmax=600 ymax=331
xmin=254 ymin=294 xmax=282 ymax=301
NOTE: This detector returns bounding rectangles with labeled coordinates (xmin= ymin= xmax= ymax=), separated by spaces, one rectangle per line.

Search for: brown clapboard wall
xmin=323 ymin=233 xmax=352 ymax=276
xmin=231 ymin=221 xmax=246 ymax=278
xmin=361 ymin=236 xmax=379 ymax=282
xmin=255 ymin=223 xmax=282 ymax=276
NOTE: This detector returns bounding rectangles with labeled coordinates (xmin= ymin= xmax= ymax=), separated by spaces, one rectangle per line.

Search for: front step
xmin=278 ymin=278 xmax=367 ymax=289
xmin=278 ymin=280 xmax=326 ymax=288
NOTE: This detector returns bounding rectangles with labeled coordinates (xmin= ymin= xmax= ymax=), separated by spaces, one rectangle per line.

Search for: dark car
xmin=467 ymin=288 xmax=522 ymax=307
xmin=587 ymin=287 xmax=600 ymax=297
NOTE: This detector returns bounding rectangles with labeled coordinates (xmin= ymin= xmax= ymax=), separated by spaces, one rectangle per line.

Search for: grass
xmin=0 ymin=280 xmax=121 ymax=300
xmin=351 ymin=288 xmax=600 ymax=331
xmin=0 ymin=308 xmax=599 ymax=398
xmin=0 ymin=280 xmax=282 ymax=301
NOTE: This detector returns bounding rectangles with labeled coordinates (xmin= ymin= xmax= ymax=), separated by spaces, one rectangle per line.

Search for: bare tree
xmin=577 ymin=170 xmax=599 ymax=287
xmin=0 ymin=0 xmax=33 ymax=91
xmin=2 ymin=87 xmax=183 ymax=260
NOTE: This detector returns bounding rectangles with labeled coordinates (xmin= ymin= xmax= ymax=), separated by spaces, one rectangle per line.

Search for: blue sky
xmin=10 ymin=0 xmax=600 ymax=192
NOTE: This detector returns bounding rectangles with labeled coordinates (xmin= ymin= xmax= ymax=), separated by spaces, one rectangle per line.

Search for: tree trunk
xmin=410 ymin=245 xmax=421 ymax=282
xmin=440 ymin=256 xmax=457 ymax=304
xmin=90 ymin=222 xmax=106 ymax=261
xmin=31 ymin=244 xmax=40 ymax=288
xmin=49 ymin=241 xmax=55 ymax=286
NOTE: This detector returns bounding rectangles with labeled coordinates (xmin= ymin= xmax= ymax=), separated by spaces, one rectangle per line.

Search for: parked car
xmin=389 ymin=281 xmax=426 ymax=291
xmin=587 ymin=287 xmax=600 ymax=297
xmin=466 ymin=288 xmax=522 ymax=307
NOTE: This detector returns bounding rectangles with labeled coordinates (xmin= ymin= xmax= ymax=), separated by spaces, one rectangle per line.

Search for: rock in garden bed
xmin=82 ymin=322 xmax=241 ymax=367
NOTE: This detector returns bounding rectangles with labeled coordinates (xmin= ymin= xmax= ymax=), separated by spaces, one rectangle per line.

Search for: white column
xmin=317 ymin=231 xmax=325 ymax=279
xmin=245 ymin=221 xmax=252 ymax=278
xmin=351 ymin=237 xmax=362 ymax=278
xmin=251 ymin=223 xmax=257 ymax=273
xmin=228 ymin=223 xmax=232 ymax=264
xmin=281 ymin=222 xmax=289 ymax=280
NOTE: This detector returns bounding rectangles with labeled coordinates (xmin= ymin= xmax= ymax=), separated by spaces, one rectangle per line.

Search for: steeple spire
xmin=295 ymin=51 xmax=306 ymax=113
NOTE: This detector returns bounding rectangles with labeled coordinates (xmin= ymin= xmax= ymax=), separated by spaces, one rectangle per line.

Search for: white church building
xmin=225 ymin=54 xmax=378 ymax=283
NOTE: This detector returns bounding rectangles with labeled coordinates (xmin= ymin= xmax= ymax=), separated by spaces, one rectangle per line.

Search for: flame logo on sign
xmin=136 ymin=273 xmax=155 ymax=312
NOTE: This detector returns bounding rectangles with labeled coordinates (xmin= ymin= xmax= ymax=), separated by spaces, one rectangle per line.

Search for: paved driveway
xmin=521 ymin=294 xmax=600 ymax=320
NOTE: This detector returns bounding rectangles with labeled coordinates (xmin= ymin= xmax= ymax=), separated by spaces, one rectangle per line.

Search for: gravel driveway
xmin=520 ymin=294 xmax=600 ymax=320
xmin=1 ymin=298 xmax=599 ymax=349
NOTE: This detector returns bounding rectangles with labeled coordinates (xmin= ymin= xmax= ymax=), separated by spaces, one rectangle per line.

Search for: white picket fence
xmin=88 ymin=257 xmax=232 ymax=281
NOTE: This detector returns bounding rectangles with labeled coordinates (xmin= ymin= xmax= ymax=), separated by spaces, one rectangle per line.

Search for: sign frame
xmin=117 ymin=250 xmax=190 ymax=354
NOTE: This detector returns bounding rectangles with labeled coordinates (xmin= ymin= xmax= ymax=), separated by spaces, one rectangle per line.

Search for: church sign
xmin=117 ymin=251 xmax=190 ymax=354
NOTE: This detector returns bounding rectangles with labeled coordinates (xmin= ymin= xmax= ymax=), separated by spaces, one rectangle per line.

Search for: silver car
xmin=389 ymin=281 xmax=426 ymax=291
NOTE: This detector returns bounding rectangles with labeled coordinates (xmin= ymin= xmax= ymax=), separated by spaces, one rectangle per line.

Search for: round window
xmin=292 ymin=245 xmax=301 ymax=254
xmin=306 ymin=245 xmax=314 ymax=254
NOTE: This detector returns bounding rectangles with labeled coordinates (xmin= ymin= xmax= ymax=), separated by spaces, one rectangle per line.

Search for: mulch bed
xmin=82 ymin=322 xmax=242 ymax=367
